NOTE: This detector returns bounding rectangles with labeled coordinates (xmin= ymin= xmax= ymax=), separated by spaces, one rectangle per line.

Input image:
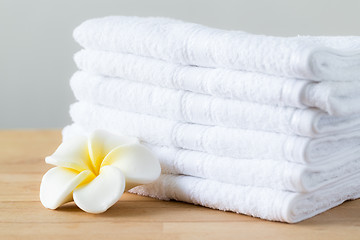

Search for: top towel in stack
xmin=65 ymin=16 xmax=360 ymax=223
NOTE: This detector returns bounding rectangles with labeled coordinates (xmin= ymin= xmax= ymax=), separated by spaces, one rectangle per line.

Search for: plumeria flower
xmin=40 ymin=130 xmax=161 ymax=213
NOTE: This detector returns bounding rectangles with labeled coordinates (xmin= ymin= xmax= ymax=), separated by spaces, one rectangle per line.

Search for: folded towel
xmin=63 ymin=123 xmax=360 ymax=193
xmin=73 ymin=16 xmax=360 ymax=81
xmin=151 ymin=145 xmax=360 ymax=193
xmin=74 ymin=50 xmax=360 ymax=116
xmin=128 ymin=173 xmax=360 ymax=223
xmin=69 ymin=101 xmax=360 ymax=164
xmin=71 ymin=71 xmax=360 ymax=137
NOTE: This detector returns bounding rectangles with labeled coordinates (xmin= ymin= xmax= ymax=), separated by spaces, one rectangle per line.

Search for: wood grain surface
xmin=0 ymin=130 xmax=359 ymax=239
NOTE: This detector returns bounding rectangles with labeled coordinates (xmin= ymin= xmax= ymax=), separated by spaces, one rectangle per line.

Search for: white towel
xmin=129 ymin=173 xmax=360 ymax=223
xmin=73 ymin=16 xmax=360 ymax=81
xmin=150 ymin=145 xmax=360 ymax=193
xmin=62 ymin=124 xmax=360 ymax=222
xmin=70 ymin=71 xmax=360 ymax=137
xmin=63 ymin=123 xmax=360 ymax=193
xmin=74 ymin=50 xmax=360 ymax=116
xmin=69 ymin=101 xmax=360 ymax=165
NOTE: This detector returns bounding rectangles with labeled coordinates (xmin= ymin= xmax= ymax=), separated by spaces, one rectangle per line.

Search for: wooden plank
xmin=0 ymin=130 xmax=359 ymax=239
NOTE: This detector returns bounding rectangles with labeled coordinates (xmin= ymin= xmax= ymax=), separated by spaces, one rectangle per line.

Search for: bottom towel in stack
xmin=62 ymin=122 xmax=360 ymax=223
xmin=130 ymin=174 xmax=360 ymax=223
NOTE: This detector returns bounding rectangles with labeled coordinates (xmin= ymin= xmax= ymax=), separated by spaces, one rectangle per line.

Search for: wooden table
xmin=0 ymin=130 xmax=359 ymax=239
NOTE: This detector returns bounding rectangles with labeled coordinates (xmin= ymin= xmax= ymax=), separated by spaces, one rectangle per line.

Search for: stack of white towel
xmin=63 ymin=16 xmax=360 ymax=223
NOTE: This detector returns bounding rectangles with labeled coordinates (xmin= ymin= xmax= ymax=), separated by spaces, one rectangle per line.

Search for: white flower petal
xmin=88 ymin=130 xmax=139 ymax=174
xmin=45 ymin=136 xmax=94 ymax=173
xmin=73 ymin=165 xmax=125 ymax=213
xmin=101 ymin=144 xmax=161 ymax=190
xmin=40 ymin=167 xmax=95 ymax=209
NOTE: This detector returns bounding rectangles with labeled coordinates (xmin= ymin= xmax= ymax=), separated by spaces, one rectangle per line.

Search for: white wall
xmin=1 ymin=0 xmax=359 ymax=128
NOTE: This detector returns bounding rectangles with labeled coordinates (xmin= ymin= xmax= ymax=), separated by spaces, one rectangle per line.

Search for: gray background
xmin=1 ymin=0 xmax=359 ymax=129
